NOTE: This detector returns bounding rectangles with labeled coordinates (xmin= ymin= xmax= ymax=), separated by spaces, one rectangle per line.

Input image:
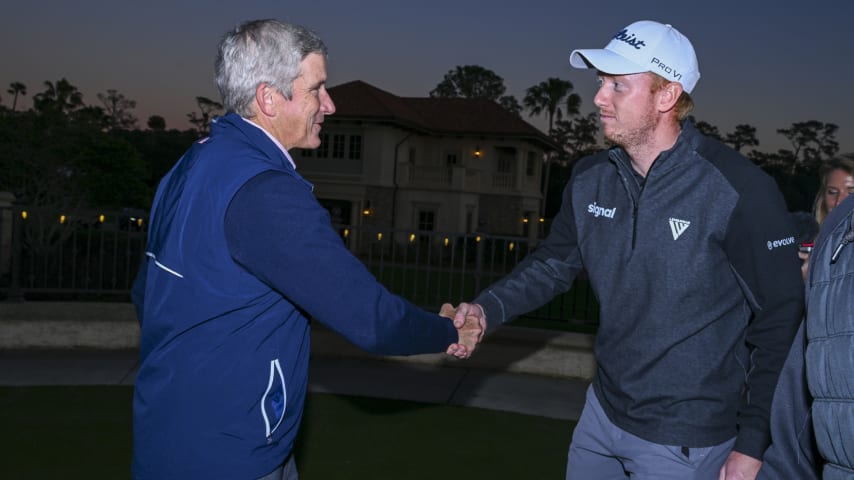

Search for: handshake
xmin=439 ymin=302 xmax=486 ymax=360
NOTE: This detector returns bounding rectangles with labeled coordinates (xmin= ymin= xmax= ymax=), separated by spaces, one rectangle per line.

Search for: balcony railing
xmin=0 ymin=205 xmax=599 ymax=330
xmin=407 ymin=165 xmax=453 ymax=186
xmin=398 ymin=165 xmax=522 ymax=194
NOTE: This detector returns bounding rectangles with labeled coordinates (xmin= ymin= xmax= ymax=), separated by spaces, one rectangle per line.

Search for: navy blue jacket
xmin=131 ymin=113 xmax=457 ymax=479
xmin=475 ymin=122 xmax=803 ymax=458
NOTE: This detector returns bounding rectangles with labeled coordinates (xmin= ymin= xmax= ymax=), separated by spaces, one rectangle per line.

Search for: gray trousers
xmin=566 ymin=386 xmax=735 ymax=479
xmin=257 ymin=455 xmax=298 ymax=480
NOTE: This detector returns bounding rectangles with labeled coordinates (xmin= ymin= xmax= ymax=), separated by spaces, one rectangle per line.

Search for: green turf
xmin=0 ymin=386 xmax=574 ymax=479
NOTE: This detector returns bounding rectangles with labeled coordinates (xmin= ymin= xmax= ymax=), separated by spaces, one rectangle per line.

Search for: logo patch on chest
xmin=669 ymin=218 xmax=691 ymax=240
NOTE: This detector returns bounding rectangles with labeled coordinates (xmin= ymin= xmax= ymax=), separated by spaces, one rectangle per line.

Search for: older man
xmin=131 ymin=19 xmax=479 ymax=479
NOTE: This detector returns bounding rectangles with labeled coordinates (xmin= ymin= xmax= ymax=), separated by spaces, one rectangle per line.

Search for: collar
xmin=610 ymin=119 xmax=702 ymax=180
xmin=239 ymin=117 xmax=296 ymax=170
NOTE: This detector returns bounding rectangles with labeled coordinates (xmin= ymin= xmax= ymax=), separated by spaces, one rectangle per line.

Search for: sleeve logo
xmin=767 ymin=236 xmax=795 ymax=250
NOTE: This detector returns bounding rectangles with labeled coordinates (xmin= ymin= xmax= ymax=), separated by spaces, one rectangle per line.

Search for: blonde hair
xmin=813 ymin=154 xmax=854 ymax=224
xmin=649 ymin=74 xmax=694 ymax=121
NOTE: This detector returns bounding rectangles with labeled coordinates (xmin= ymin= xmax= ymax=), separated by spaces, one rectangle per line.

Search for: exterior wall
xmin=478 ymin=194 xmax=525 ymax=236
xmin=0 ymin=192 xmax=14 ymax=278
xmin=298 ymin=120 xmax=547 ymax=237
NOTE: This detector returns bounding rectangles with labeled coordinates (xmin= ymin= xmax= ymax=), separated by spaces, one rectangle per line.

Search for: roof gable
xmin=327 ymin=80 xmax=557 ymax=149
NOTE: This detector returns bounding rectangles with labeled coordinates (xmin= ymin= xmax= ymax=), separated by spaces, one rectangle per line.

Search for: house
xmin=293 ymin=80 xmax=558 ymax=243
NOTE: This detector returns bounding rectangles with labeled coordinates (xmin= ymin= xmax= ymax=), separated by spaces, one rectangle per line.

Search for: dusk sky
xmin=3 ymin=0 xmax=852 ymax=153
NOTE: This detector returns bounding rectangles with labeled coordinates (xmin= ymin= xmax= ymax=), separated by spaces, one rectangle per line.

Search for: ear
xmin=657 ymin=82 xmax=683 ymax=113
xmin=255 ymin=83 xmax=279 ymax=117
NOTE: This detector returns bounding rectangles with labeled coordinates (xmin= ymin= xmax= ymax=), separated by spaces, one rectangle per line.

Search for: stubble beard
xmin=603 ymin=109 xmax=658 ymax=151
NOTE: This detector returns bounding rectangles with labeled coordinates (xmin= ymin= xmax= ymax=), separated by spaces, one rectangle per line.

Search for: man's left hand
xmin=718 ymin=451 xmax=762 ymax=480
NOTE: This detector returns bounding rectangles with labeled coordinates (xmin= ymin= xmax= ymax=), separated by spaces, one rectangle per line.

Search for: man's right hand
xmin=440 ymin=303 xmax=485 ymax=359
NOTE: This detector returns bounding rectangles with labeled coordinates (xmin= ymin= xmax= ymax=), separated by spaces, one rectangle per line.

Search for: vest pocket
xmin=261 ymin=358 xmax=287 ymax=439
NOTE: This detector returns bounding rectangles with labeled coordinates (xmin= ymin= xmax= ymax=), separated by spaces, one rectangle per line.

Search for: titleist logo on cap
xmin=613 ymin=29 xmax=646 ymax=50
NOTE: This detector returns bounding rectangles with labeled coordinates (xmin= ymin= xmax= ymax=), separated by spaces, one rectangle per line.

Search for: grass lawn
xmin=0 ymin=386 xmax=574 ymax=479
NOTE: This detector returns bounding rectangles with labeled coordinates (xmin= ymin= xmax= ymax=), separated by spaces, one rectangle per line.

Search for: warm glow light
xmin=522 ymin=217 xmax=529 ymax=223
xmin=59 ymin=215 xmax=66 ymax=224
xmin=409 ymin=233 xmax=416 ymax=243
xmin=21 ymin=211 xmax=28 ymax=220
xmin=362 ymin=208 xmax=372 ymax=216
xmin=377 ymin=233 xmax=383 ymax=241
xmin=98 ymin=214 xmax=105 ymax=223
xmin=509 ymin=242 xmax=515 ymax=251
xmin=476 ymin=235 xmax=482 ymax=242
xmin=539 ymin=217 xmax=545 ymax=223
xmin=473 ymin=146 xmax=482 ymax=158
xmin=443 ymin=237 xmax=449 ymax=247
xmin=343 ymin=229 xmax=349 ymax=238
xmin=137 ymin=218 xmax=144 ymax=227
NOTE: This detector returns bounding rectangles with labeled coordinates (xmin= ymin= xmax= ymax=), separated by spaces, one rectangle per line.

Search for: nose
xmin=321 ymin=88 xmax=336 ymax=115
xmin=593 ymin=84 xmax=608 ymax=110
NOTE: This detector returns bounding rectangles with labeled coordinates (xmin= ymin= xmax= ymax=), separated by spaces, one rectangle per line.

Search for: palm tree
xmin=524 ymin=78 xmax=582 ymax=219
xmin=523 ymin=78 xmax=581 ymax=135
xmin=7 ymin=81 xmax=27 ymax=111
xmin=32 ymin=78 xmax=84 ymax=117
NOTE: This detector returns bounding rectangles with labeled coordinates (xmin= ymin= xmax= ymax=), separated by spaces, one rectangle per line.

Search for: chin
xmin=296 ymin=138 xmax=321 ymax=150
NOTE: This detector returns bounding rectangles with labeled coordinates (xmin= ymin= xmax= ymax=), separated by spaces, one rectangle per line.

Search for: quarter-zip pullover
xmin=476 ymin=121 xmax=803 ymax=459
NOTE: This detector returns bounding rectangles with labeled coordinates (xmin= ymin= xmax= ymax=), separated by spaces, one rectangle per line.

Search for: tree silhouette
xmin=32 ymin=78 xmax=84 ymax=118
xmin=6 ymin=81 xmax=27 ymax=111
xmin=724 ymin=124 xmax=760 ymax=152
xmin=97 ymin=89 xmax=138 ymax=130
xmin=523 ymin=78 xmax=582 ymax=218
xmin=147 ymin=115 xmax=167 ymax=132
xmin=692 ymin=119 xmax=723 ymax=141
xmin=2 ymin=79 xmax=150 ymax=210
xmin=498 ymin=95 xmax=522 ymax=117
xmin=542 ymin=112 xmax=601 ymax=217
xmin=551 ymin=112 xmax=601 ymax=163
xmin=777 ymin=120 xmax=840 ymax=175
xmin=523 ymin=78 xmax=581 ymax=135
xmin=430 ymin=65 xmax=507 ymax=101
xmin=187 ymin=96 xmax=223 ymax=136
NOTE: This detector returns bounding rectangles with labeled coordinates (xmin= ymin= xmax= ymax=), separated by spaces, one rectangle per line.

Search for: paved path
xmin=0 ymin=348 xmax=589 ymax=421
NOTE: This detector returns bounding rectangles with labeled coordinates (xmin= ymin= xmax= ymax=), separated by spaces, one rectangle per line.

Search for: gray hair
xmin=214 ymin=19 xmax=327 ymax=117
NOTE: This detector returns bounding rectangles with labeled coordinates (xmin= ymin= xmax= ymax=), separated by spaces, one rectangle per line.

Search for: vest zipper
xmin=830 ymin=209 xmax=854 ymax=264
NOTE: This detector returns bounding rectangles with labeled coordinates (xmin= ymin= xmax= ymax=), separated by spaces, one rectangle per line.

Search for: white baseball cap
xmin=569 ymin=20 xmax=700 ymax=94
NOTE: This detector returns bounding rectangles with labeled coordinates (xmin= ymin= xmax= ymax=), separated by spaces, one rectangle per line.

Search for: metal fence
xmin=0 ymin=205 xmax=599 ymax=329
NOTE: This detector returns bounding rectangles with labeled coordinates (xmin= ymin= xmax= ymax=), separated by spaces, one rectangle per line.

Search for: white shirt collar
xmin=240 ymin=117 xmax=296 ymax=170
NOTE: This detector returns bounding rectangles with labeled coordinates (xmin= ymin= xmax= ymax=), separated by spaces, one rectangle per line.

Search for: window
xmin=446 ymin=153 xmax=458 ymax=165
xmin=332 ymin=134 xmax=346 ymax=159
xmin=418 ymin=210 xmax=435 ymax=231
xmin=348 ymin=135 xmax=362 ymax=160
xmin=301 ymin=149 xmax=313 ymax=158
xmin=317 ymin=134 xmax=329 ymax=158
xmin=496 ymin=146 xmax=516 ymax=173
xmin=497 ymin=157 xmax=512 ymax=173
xmin=526 ymin=152 xmax=537 ymax=176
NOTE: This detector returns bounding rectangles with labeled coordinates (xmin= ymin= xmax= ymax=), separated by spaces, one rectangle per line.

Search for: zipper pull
xmin=830 ymin=211 xmax=854 ymax=264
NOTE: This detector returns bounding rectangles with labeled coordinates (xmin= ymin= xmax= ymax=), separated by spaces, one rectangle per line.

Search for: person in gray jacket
xmin=804 ymin=194 xmax=854 ymax=478
xmin=450 ymin=20 xmax=803 ymax=480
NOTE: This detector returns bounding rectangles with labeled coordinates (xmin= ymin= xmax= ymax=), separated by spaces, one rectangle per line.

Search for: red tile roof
xmin=327 ymin=80 xmax=558 ymax=150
